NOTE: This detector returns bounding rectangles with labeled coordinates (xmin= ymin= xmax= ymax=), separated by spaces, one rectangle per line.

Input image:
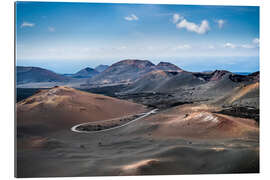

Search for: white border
xmin=1 ymin=0 xmax=269 ymax=180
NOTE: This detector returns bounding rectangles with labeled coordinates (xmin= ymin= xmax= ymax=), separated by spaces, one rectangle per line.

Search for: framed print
xmin=15 ymin=1 xmax=259 ymax=177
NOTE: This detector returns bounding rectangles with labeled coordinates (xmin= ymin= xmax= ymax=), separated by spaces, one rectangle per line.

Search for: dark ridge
xmin=215 ymin=107 xmax=259 ymax=123
xmin=229 ymin=74 xmax=250 ymax=82
xmin=167 ymin=71 xmax=180 ymax=76
xmin=229 ymin=71 xmax=259 ymax=83
xmin=169 ymin=101 xmax=193 ymax=107
xmin=193 ymin=70 xmax=230 ymax=81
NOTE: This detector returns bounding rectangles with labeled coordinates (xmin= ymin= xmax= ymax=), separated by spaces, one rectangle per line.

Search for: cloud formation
xmin=172 ymin=14 xmax=210 ymax=34
xmin=172 ymin=13 xmax=182 ymax=24
xmin=224 ymin=43 xmax=236 ymax=48
xmin=216 ymin=19 xmax=225 ymax=29
xmin=176 ymin=19 xmax=210 ymax=34
xmin=20 ymin=22 xmax=35 ymax=28
xmin=124 ymin=14 xmax=139 ymax=21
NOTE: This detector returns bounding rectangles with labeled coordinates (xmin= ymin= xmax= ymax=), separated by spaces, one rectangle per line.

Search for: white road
xmin=71 ymin=109 xmax=158 ymax=134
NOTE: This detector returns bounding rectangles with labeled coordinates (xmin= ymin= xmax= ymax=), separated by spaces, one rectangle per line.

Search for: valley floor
xmin=16 ymin=91 xmax=259 ymax=177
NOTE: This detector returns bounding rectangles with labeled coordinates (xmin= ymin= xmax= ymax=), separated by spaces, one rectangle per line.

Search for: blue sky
xmin=16 ymin=2 xmax=259 ymax=73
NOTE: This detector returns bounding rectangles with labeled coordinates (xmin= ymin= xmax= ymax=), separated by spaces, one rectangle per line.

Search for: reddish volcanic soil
xmin=17 ymin=86 xmax=147 ymax=133
xmin=16 ymin=87 xmax=259 ymax=177
xmin=143 ymin=104 xmax=258 ymax=140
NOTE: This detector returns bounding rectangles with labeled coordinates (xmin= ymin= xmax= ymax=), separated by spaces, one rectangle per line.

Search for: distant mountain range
xmin=63 ymin=65 xmax=109 ymax=79
xmin=87 ymin=59 xmax=184 ymax=85
xmin=16 ymin=60 xmax=259 ymax=97
xmin=16 ymin=66 xmax=70 ymax=84
xmin=17 ymin=64 xmax=110 ymax=84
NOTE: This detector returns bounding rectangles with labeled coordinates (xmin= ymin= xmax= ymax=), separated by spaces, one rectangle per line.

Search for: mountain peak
xmin=95 ymin=65 xmax=109 ymax=72
xmin=112 ymin=59 xmax=155 ymax=68
xmin=84 ymin=67 xmax=95 ymax=72
xmin=156 ymin=61 xmax=183 ymax=71
xmin=73 ymin=67 xmax=99 ymax=78
xmin=210 ymin=70 xmax=230 ymax=81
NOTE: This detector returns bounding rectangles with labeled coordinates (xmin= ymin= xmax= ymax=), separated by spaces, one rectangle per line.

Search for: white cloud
xmin=48 ymin=26 xmax=55 ymax=32
xmin=173 ymin=44 xmax=192 ymax=50
xmin=176 ymin=19 xmax=210 ymax=34
xmin=240 ymin=38 xmax=259 ymax=49
xmin=172 ymin=13 xmax=182 ymax=24
xmin=216 ymin=19 xmax=225 ymax=29
xmin=20 ymin=22 xmax=35 ymax=28
xmin=253 ymin=38 xmax=259 ymax=44
xmin=241 ymin=44 xmax=255 ymax=49
xmin=224 ymin=43 xmax=236 ymax=48
xmin=124 ymin=14 xmax=139 ymax=21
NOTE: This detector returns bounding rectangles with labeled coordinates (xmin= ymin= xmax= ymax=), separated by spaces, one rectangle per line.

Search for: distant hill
xmin=16 ymin=66 xmax=70 ymax=84
xmin=88 ymin=59 xmax=156 ymax=85
xmin=87 ymin=59 xmax=183 ymax=85
xmin=95 ymin=65 xmax=109 ymax=72
xmin=72 ymin=67 xmax=99 ymax=78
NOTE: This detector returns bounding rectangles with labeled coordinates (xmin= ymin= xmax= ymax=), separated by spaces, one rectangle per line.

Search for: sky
xmin=16 ymin=2 xmax=259 ymax=73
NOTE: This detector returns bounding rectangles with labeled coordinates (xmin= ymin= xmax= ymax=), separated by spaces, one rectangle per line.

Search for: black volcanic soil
xmin=215 ymin=107 xmax=259 ymax=123
xmin=75 ymin=113 xmax=146 ymax=132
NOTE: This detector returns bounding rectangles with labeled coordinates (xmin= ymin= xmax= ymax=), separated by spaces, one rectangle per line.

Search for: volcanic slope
xmin=17 ymin=102 xmax=259 ymax=177
xmin=88 ymin=59 xmax=156 ymax=85
xmin=71 ymin=67 xmax=99 ymax=78
xmin=17 ymin=86 xmax=147 ymax=134
xmin=143 ymin=104 xmax=258 ymax=140
xmin=125 ymin=70 xmax=203 ymax=93
xmin=87 ymin=59 xmax=184 ymax=86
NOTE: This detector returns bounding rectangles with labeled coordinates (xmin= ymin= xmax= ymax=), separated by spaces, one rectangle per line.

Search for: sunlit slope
xmin=17 ymin=86 xmax=147 ymax=133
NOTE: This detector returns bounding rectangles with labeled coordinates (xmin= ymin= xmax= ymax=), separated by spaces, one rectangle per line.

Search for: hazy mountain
xmin=16 ymin=66 xmax=70 ymax=84
xmin=72 ymin=67 xmax=99 ymax=78
xmin=94 ymin=65 xmax=109 ymax=72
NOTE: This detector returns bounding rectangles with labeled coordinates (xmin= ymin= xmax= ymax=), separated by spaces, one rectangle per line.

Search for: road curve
xmin=71 ymin=109 xmax=158 ymax=134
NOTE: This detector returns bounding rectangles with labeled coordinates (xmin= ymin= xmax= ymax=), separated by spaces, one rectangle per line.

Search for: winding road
xmin=71 ymin=108 xmax=158 ymax=133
